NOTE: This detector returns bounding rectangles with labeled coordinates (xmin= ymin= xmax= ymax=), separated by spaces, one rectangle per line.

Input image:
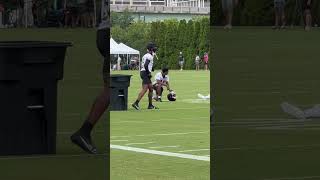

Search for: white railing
xmin=169 ymin=0 xmax=206 ymax=8
xmin=111 ymin=0 xmax=208 ymax=8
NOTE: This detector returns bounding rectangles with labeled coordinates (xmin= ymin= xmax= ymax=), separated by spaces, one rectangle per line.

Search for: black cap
xmin=147 ymin=42 xmax=157 ymax=52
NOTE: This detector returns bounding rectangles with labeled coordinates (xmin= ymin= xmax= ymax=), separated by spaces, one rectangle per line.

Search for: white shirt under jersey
xmin=153 ymin=72 xmax=169 ymax=85
xmin=140 ymin=53 xmax=154 ymax=72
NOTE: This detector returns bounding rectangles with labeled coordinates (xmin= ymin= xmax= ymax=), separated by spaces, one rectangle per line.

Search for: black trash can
xmin=110 ymin=74 xmax=132 ymax=111
xmin=0 ymin=41 xmax=71 ymax=156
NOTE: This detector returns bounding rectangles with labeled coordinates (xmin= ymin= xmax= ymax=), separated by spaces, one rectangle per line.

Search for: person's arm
xmin=166 ymin=82 xmax=171 ymax=91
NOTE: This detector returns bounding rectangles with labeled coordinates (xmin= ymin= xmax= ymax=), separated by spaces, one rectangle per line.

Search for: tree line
xmin=111 ymin=11 xmax=210 ymax=70
xmin=212 ymin=0 xmax=320 ymax=26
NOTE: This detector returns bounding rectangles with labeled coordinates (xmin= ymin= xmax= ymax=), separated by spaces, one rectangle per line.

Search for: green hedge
xmin=111 ymin=17 xmax=209 ymax=70
xmin=212 ymin=0 xmax=320 ymax=26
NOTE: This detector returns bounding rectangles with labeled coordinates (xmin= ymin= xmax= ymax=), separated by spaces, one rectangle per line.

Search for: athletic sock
xmin=79 ymin=120 xmax=93 ymax=137
xmin=135 ymin=100 xmax=139 ymax=104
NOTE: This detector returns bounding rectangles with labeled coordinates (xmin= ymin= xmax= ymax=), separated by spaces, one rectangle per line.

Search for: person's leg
xmin=226 ymin=0 xmax=234 ymax=28
xmin=274 ymin=5 xmax=280 ymax=28
xmin=132 ymin=73 xmax=149 ymax=110
xmin=227 ymin=11 xmax=233 ymax=28
xmin=136 ymin=85 xmax=148 ymax=102
xmin=306 ymin=9 xmax=312 ymax=30
xmin=85 ymin=85 xmax=109 ymax=126
xmin=148 ymin=84 xmax=153 ymax=106
xmin=280 ymin=2 xmax=286 ymax=28
xmin=147 ymin=84 xmax=158 ymax=109
xmin=159 ymin=87 xmax=163 ymax=97
xmin=156 ymin=85 xmax=162 ymax=97
xmin=71 ymin=59 xmax=109 ymax=154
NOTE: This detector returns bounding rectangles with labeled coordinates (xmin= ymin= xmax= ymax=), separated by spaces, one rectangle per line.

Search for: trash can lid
xmin=0 ymin=41 xmax=72 ymax=48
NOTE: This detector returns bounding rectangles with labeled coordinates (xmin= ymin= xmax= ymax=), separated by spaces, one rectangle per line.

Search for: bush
xmin=212 ymin=0 xmax=320 ymax=26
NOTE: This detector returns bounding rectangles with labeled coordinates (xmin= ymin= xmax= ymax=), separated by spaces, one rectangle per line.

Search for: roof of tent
xmin=118 ymin=43 xmax=140 ymax=55
xmin=110 ymin=38 xmax=140 ymax=55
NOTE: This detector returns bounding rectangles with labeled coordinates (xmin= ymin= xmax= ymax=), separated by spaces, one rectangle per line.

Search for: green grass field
xmin=0 ymin=29 xmax=107 ymax=180
xmin=213 ymin=27 xmax=320 ymax=180
xmin=111 ymin=70 xmax=210 ymax=180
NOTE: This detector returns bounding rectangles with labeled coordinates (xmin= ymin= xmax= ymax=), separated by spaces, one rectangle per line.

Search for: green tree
xmin=111 ymin=9 xmax=134 ymax=29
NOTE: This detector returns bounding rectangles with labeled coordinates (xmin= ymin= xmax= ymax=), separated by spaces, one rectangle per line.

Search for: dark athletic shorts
xmin=140 ymin=71 xmax=152 ymax=85
xmin=103 ymin=57 xmax=109 ymax=84
xmin=97 ymin=28 xmax=108 ymax=84
xmin=303 ymin=0 xmax=312 ymax=10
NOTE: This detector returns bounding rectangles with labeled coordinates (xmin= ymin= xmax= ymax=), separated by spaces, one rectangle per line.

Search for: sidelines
xmin=111 ymin=144 xmax=210 ymax=162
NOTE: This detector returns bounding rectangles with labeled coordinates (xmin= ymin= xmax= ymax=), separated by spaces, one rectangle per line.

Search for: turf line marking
xmin=0 ymin=153 xmax=106 ymax=160
xmin=231 ymin=118 xmax=306 ymax=121
xmin=111 ymin=131 xmax=208 ymax=138
xmin=125 ymin=142 xmax=155 ymax=146
xmin=110 ymin=140 xmax=129 ymax=142
xmin=149 ymin=145 xmax=180 ymax=149
xmin=178 ymin=149 xmax=210 ymax=153
xmin=135 ymin=107 xmax=208 ymax=111
xmin=113 ymin=117 xmax=209 ymax=124
xmin=214 ymin=144 xmax=320 ymax=151
xmin=263 ymin=175 xmax=320 ymax=180
xmin=110 ymin=144 xmax=210 ymax=162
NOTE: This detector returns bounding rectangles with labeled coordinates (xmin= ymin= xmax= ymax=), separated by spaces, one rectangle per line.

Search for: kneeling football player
xmin=153 ymin=67 xmax=172 ymax=102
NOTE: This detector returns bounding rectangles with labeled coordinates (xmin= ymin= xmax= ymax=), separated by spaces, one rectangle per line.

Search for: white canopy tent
xmin=110 ymin=38 xmax=140 ymax=69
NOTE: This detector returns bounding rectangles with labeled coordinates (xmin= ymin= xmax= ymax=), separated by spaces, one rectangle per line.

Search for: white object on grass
xmin=111 ymin=144 xmax=210 ymax=161
xmin=198 ymin=93 xmax=210 ymax=100
xmin=281 ymin=102 xmax=306 ymax=120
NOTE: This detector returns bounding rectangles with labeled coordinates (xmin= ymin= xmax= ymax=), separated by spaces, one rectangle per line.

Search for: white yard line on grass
xmin=178 ymin=149 xmax=210 ymax=153
xmin=110 ymin=144 xmax=210 ymax=162
xmin=149 ymin=145 xmax=180 ymax=149
xmin=111 ymin=131 xmax=209 ymax=139
xmin=231 ymin=118 xmax=307 ymax=121
xmin=110 ymin=140 xmax=129 ymax=142
xmin=125 ymin=142 xmax=155 ymax=146
xmin=112 ymin=117 xmax=208 ymax=124
xmin=137 ymin=107 xmax=208 ymax=111
xmin=214 ymin=144 xmax=320 ymax=151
